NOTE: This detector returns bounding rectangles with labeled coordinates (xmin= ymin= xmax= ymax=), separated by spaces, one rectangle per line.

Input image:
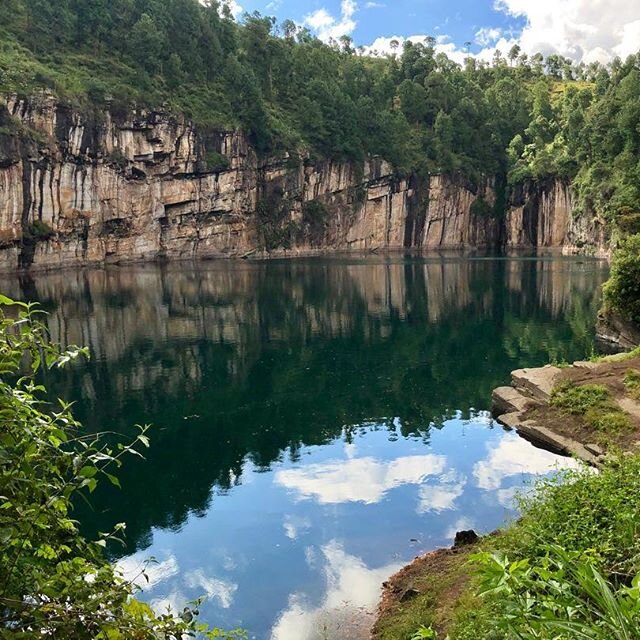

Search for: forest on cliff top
xmin=1 ymin=0 xmax=640 ymax=235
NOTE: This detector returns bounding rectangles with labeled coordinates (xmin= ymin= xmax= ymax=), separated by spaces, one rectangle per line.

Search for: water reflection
xmin=0 ymin=255 xmax=607 ymax=638
xmin=275 ymin=452 xmax=447 ymax=505
xmin=270 ymin=541 xmax=402 ymax=640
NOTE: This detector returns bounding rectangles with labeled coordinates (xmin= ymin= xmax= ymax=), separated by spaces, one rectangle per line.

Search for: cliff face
xmin=0 ymin=94 xmax=610 ymax=271
xmin=506 ymin=180 xmax=609 ymax=254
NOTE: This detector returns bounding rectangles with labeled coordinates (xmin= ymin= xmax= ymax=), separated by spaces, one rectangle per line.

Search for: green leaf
xmin=105 ymin=473 xmax=121 ymax=489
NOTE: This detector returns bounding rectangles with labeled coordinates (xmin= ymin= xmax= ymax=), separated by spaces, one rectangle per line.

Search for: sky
xmin=223 ymin=0 xmax=640 ymax=64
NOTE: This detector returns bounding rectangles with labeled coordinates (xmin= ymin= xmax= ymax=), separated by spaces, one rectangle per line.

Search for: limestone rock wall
xmin=506 ymin=180 xmax=609 ymax=256
xmin=0 ymin=93 xmax=610 ymax=272
xmin=422 ymin=175 xmax=500 ymax=249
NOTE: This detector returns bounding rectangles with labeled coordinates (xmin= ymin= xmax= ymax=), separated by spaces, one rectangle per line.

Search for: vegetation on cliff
xmin=0 ymin=297 xmax=240 ymax=638
xmin=0 ymin=0 xmax=639 ymax=203
xmin=604 ymin=235 xmax=640 ymax=325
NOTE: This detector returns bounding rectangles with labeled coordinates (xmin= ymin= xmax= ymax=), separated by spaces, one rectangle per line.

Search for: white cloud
xmin=475 ymin=27 xmax=503 ymax=46
xmin=304 ymin=0 xmax=358 ymax=42
xmin=275 ymin=454 xmax=447 ymax=505
xmin=495 ymin=0 xmax=640 ymax=62
xmin=283 ymin=514 xmax=312 ymax=540
xmin=365 ymin=1 xmax=385 ymax=7
xmin=363 ymin=35 xmax=470 ymax=64
xmin=215 ymin=0 xmax=243 ymax=19
xmin=184 ymin=569 xmax=237 ymax=609
xmin=116 ymin=553 xmax=179 ymax=590
xmin=496 ymin=485 xmax=521 ymax=508
xmin=271 ymin=541 xmax=403 ymax=640
xmin=473 ymin=432 xmax=582 ymax=492
xmin=365 ymin=1 xmax=640 ymax=65
xmin=417 ymin=474 xmax=466 ymax=513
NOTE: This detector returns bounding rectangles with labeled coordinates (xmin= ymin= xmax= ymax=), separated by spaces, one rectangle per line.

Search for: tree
xmin=508 ymin=44 xmax=521 ymax=66
xmin=128 ymin=13 xmax=165 ymax=73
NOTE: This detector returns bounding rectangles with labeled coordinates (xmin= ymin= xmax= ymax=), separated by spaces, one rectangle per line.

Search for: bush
xmin=474 ymin=545 xmax=640 ymax=640
xmin=0 ymin=297 xmax=241 ymax=639
xmin=603 ymin=234 xmax=640 ymax=324
xmin=24 ymin=219 xmax=54 ymax=240
xmin=256 ymin=190 xmax=296 ymax=251
xmin=624 ymin=369 xmax=640 ymax=400
xmin=204 ymin=150 xmax=230 ymax=173
xmin=615 ymin=209 xmax=640 ymax=235
xmin=500 ymin=455 xmax=640 ymax=575
xmin=470 ymin=196 xmax=494 ymax=218
xmin=302 ymin=199 xmax=329 ymax=244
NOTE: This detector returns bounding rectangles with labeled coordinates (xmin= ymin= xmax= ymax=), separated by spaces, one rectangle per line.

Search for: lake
xmin=0 ymin=254 xmax=608 ymax=639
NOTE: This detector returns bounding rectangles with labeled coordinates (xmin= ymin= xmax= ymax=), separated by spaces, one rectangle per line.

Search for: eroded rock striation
xmin=0 ymin=93 xmax=610 ymax=271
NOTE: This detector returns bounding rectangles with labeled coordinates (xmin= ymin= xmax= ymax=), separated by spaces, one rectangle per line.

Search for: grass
xmin=624 ymin=369 xmax=640 ymax=400
xmin=550 ymin=381 xmax=633 ymax=433
xmin=590 ymin=346 xmax=640 ymax=364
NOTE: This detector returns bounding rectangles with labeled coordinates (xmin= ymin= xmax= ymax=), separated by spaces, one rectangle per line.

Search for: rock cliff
xmin=0 ymin=93 xmax=610 ymax=271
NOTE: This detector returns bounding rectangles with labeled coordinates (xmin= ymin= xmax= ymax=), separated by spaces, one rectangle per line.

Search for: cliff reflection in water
xmin=0 ymin=255 xmax=608 ymax=555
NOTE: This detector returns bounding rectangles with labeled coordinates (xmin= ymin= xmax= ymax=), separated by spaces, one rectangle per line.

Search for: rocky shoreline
xmin=373 ymin=344 xmax=640 ymax=639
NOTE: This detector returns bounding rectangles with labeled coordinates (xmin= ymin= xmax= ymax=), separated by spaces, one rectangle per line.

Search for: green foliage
xmin=204 ymin=150 xmax=231 ymax=173
xmin=550 ymin=381 xmax=633 ymax=432
xmin=470 ymin=196 xmax=494 ymax=218
xmin=24 ymin=219 xmax=53 ymax=240
xmin=624 ymin=369 xmax=640 ymax=400
xmin=256 ymin=190 xmax=296 ymax=251
xmin=604 ymin=234 xmax=640 ymax=324
xmin=0 ymin=297 xmax=242 ymax=639
xmin=411 ymin=626 xmax=437 ymax=639
xmin=445 ymin=456 xmax=640 ymax=639
xmin=615 ymin=209 xmax=640 ymax=235
xmin=551 ymin=382 xmax=611 ymax=414
xmin=1 ymin=0 xmax=634 ymax=189
xmin=501 ymin=455 xmax=640 ymax=575
xmin=301 ymin=199 xmax=329 ymax=244
xmin=474 ymin=545 xmax=640 ymax=639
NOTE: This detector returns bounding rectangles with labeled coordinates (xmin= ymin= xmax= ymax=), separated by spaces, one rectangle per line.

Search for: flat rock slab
xmin=573 ymin=361 xmax=604 ymax=371
xmin=492 ymin=386 xmax=536 ymax=415
xmin=511 ymin=365 xmax=562 ymax=401
xmin=496 ymin=412 xmax=599 ymax=466
xmin=617 ymin=397 xmax=640 ymax=421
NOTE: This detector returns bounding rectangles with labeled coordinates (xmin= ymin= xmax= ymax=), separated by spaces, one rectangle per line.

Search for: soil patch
xmin=372 ymin=544 xmax=478 ymax=640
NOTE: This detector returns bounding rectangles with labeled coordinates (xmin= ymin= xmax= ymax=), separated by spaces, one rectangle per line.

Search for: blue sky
xmin=226 ymin=0 xmax=640 ymax=64
xmin=236 ymin=0 xmax=524 ymax=52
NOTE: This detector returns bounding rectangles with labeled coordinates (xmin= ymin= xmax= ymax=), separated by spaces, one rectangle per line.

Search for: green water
xmin=1 ymin=255 xmax=608 ymax=639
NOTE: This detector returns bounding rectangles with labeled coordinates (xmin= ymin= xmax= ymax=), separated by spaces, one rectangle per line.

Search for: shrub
xmin=256 ymin=190 xmax=296 ymax=251
xmin=474 ymin=545 xmax=640 ymax=640
xmin=0 ymin=297 xmax=241 ymax=639
xmin=25 ymin=219 xmax=54 ymax=240
xmin=500 ymin=455 xmax=640 ymax=575
xmin=204 ymin=150 xmax=230 ymax=173
xmin=470 ymin=196 xmax=494 ymax=218
xmin=302 ymin=199 xmax=329 ymax=244
xmin=106 ymin=147 xmax=128 ymax=170
xmin=603 ymin=234 xmax=640 ymax=324
xmin=615 ymin=209 xmax=640 ymax=235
